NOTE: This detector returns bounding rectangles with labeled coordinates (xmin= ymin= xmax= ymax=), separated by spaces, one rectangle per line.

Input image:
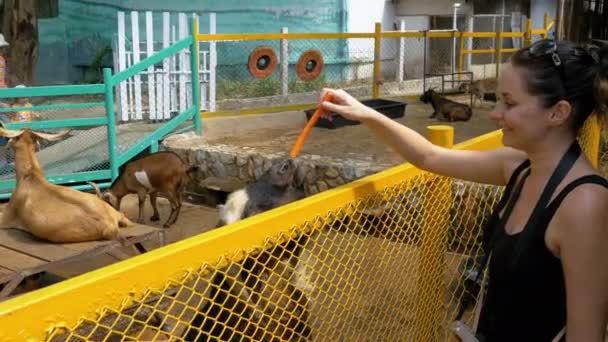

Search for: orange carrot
xmin=290 ymin=93 xmax=334 ymax=158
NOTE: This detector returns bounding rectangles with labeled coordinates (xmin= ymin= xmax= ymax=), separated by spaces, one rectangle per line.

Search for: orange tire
xmin=296 ymin=49 xmax=324 ymax=81
xmin=248 ymin=46 xmax=278 ymax=78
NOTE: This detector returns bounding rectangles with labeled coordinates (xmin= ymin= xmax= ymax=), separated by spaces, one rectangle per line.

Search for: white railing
xmin=114 ymin=11 xmax=217 ymax=122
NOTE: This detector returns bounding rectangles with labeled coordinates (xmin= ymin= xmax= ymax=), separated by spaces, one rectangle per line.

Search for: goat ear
xmin=0 ymin=127 xmax=24 ymax=138
xmin=294 ymin=165 xmax=306 ymax=188
xmin=31 ymin=129 xmax=71 ymax=141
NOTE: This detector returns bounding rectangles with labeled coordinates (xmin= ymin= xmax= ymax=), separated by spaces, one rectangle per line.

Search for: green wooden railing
xmin=0 ymin=25 xmax=202 ymax=199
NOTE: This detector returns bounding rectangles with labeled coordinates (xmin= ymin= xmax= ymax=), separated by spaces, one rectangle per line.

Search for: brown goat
xmin=90 ymin=151 xmax=199 ymax=228
xmin=420 ymin=88 xmax=473 ymax=122
xmin=458 ymin=78 xmax=497 ymax=107
xmin=0 ymin=127 xmax=132 ymax=243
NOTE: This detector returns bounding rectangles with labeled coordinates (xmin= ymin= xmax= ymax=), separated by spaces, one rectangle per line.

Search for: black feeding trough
xmin=304 ymin=98 xmax=407 ymax=129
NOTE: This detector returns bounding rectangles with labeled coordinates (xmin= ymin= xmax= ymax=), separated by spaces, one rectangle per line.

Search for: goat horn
xmin=87 ymin=181 xmax=103 ymax=197
xmin=31 ymin=129 xmax=71 ymax=141
xmin=0 ymin=127 xmax=24 ymax=138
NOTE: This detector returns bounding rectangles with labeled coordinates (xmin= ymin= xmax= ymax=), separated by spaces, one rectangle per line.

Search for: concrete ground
xmin=198 ymin=94 xmax=500 ymax=168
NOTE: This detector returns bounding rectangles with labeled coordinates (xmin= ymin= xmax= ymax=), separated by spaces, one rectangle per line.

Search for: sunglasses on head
xmin=529 ymin=39 xmax=563 ymax=66
xmin=527 ymin=39 xmax=599 ymax=85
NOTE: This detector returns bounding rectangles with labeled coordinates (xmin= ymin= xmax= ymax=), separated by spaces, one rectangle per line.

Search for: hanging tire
xmin=296 ymin=49 xmax=324 ymax=82
xmin=248 ymin=46 xmax=278 ymax=79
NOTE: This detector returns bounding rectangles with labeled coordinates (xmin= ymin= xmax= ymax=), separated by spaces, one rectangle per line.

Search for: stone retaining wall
xmin=163 ymin=132 xmax=387 ymax=196
xmin=163 ymin=132 xmax=503 ymax=252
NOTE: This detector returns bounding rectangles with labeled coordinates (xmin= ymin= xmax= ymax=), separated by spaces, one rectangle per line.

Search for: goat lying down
xmin=0 ymin=127 xmax=132 ymax=243
xmin=420 ymin=88 xmax=473 ymax=122
xmin=90 ymin=151 xmax=199 ymax=228
xmin=185 ymin=158 xmax=311 ymax=341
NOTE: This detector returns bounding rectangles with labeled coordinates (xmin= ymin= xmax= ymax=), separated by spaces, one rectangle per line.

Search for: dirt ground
xmin=204 ymin=95 xmax=500 ymax=168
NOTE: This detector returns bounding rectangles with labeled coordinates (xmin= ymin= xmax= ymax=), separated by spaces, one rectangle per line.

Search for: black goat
xmin=420 ymin=88 xmax=473 ymax=122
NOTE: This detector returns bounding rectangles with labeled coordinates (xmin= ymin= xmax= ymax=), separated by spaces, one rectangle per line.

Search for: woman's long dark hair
xmin=510 ymin=40 xmax=608 ymax=131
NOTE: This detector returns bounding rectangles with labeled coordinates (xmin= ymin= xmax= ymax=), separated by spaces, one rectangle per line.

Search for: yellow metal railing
xmin=0 ymin=128 xmax=505 ymax=341
xmin=195 ymin=15 xmax=550 ymax=119
xmin=0 ymin=114 xmax=603 ymax=341
xmin=458 ymin=13 xmax=555 ymax=79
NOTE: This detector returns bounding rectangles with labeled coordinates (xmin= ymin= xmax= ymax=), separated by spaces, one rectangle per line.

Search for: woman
xmin=318 ymin=39 xmax=608 ymax=341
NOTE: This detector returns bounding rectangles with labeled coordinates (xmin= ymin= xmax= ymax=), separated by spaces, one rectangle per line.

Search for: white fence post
xmin=209 ymin=12 xmax=217 ymax=112
xmin=178 ymin=13 xmax=188 ymax=114
xmin=162 ymin=12 xmax=171 ymax=120
xmin=131 ymin=11 xmax=143 ymax=120
xmin=115 ymin=11 xmax=215 ymax=121
xmin=201 ymin=50 xmax=208 ymax=111
xmin=117 ymin=12 xmax=128 ymax=122
xmin=281 ymin=27 xmax=288 ymax=96
xmin=146 ymin=11 xmax=156 ymax=121
xmin=397 ymin=19 xmax=405 ymax=83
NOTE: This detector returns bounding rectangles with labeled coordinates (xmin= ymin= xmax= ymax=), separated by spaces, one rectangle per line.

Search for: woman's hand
xmin=319 ymin=88 xmax=376 ymax=122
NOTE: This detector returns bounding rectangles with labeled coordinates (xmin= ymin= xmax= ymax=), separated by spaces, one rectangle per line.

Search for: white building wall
xmin=345 ymin=0 xmax=397 ymax=80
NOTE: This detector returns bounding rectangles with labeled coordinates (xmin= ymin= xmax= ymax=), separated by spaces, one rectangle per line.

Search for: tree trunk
xmin=3 ymin=0 xmax=38 ymax=86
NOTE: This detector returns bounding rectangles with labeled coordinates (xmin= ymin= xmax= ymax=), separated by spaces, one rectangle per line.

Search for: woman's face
xmin=490 ymin=62 xmax=553 ymax=150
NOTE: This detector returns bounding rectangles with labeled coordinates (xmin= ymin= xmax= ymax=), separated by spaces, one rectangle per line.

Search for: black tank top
xmin=475 ymin=142 xmax=608 ymax=342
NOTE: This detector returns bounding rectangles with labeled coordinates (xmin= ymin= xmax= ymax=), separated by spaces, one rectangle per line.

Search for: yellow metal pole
xmin=580 ymin=113 xmax=602 ymax=169
xmin=427 ymin=125 xmax=454 ymax=148
xmin=525 ymin=18 xmax=533 ymax=47
xmin=495 ymin=31 xmax=502 ymax=79
xmin=414 ymin=125 xmax=454 ymax=341
xmin=373 ymin=22 xmax=382 ymax=99
xmin=459 ymin=34 xmax=465 ymax=81
xmin=543 ymin=12 xmax=550 ymax=39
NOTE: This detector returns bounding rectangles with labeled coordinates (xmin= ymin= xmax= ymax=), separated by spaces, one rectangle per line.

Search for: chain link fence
xmin=31 ymin=118 xmax=604 ymax=342
xmin=471 ymin=15 xmax=518 ymax=66
xmin=40 ymin=167 xmax=502 ymax=342
xmin=380 ymin=35 xmax=454 ymax=97
xmin=213 ymin=37 xmax=376 ymax=112
xmin=209 ymin=33 xmax=496 ymax=104
xmin=595 ymin=118 xmax=608 ymax=177
xmin=2 ymin=98 xmax=605 ymax=342
xmin=0 ymin=95 xmax=109 ymax=197
xmin=197 ymin=13 xmax=554 ymax=115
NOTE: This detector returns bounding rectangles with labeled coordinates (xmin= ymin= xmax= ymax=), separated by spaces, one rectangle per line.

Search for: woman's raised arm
xmin=319 ymin=88 xmax=526 ymax=185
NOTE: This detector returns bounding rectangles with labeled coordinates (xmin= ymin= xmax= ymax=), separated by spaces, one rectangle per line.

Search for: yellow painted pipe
xmin=496 ymin=31 xmax=503 ymax=78
xmin=373 ymin=22 xmax=382 ymax=99
xmin=581 ymin=113 xmax=601 ymax=169
xmin=414 ymin=125 xmax=454 ymax=341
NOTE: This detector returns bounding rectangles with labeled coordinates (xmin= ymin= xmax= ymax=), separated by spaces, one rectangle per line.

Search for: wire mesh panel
xmin=40 ymin=168 xmax=504 ymax=342
xmin=215 ymin=39 xmax=283 ymax=102
xmin=292 ymin=38 xmax=373 ymax=96
xmin=0 ymin=96 xmax=109 ymax=197
xmin=379 ymin=36 xmax=426 ymax=97
xmin=3 ymin=121 xmax=604 ymax=341
xmin=600 ymin=124 xmax=608 ymax=177
xmin=579 ymin=114 xmax=608 ymax=177
xmin=212 ymin=37 xmax=375 ymax=112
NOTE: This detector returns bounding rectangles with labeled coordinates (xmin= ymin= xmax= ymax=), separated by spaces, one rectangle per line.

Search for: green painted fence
xmin=0 ymin=28 xmax=202 ymax=199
